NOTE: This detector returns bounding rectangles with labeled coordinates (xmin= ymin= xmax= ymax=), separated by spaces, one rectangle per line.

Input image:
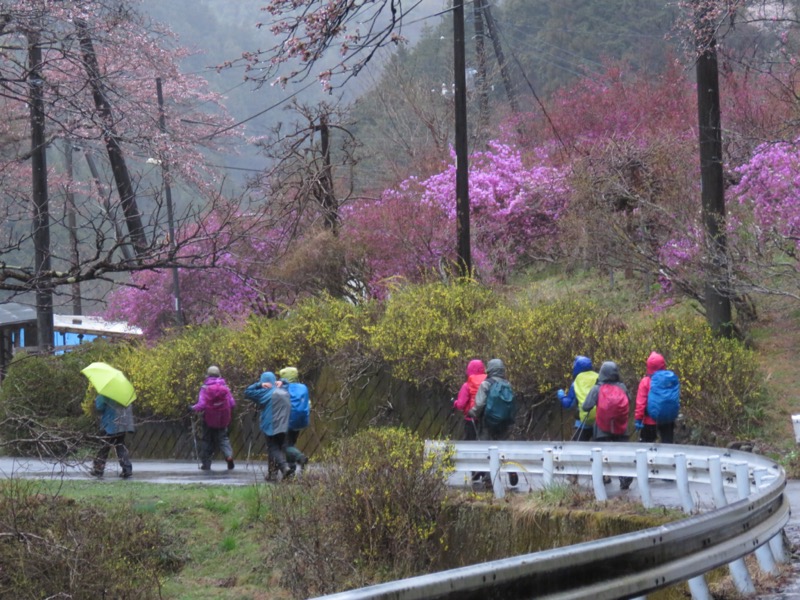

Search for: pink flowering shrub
xmin=343 ymin=141 xmax=569 ymax=294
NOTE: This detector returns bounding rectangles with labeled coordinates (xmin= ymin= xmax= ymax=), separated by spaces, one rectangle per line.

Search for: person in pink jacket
xmin=191 ymin=365 xmax=236 ymax=470
xmin=453 ymin=359 xmax=486 ymax=441
xmin=635 ymin=352 xmax=675 ymax=443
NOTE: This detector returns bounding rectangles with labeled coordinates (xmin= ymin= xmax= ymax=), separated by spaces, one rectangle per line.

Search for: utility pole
xmin=156 ymin=77 xmax=184 ymax=328
xmin=453 ymin=0 xmax=471 ymax=277
xmin=83 ymin=149 xmax=134 ymax=262
xmin=472 ymin=0 xmax=490 ymax=138
xmin=695 ymin=9 xmax=732 ymax=338
xmin=76 ymin=18 xmax=148 ymax=256
xmin=29 ymin=30 xmax=54 ymax=352
xmin=480 ymin=0 xmax=519 ymax=115
xmin=63 ymin=139 xmax=82 ymax=315
xmin=315 ymin=115 xmax=338 ymax=233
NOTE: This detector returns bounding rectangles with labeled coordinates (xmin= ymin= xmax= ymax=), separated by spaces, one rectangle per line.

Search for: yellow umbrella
xmin=80 ymin=362 xmax=136 ymax=406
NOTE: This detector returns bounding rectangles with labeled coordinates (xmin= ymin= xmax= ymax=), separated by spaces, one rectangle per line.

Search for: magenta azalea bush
xmin=733 ymin=139 xmax=800 ymax=246
xmin=344 ymin=141 xmax=568 ymax=294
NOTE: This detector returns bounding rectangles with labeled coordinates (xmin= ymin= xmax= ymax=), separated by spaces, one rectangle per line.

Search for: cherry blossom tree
xmin=0 ymin=0 xmax=257 ymax=320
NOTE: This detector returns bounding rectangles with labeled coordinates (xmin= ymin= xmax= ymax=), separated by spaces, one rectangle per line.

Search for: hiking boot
xmin=120 ymin=471 xmax=132 ymax=479
xmin=602 ymin=476 xmax=612 ymax=485
xmin=89 ymin=468 xmax=104 ymax=477
xmin=508 ymin=473 xmax=519 ymax=487
xmin=283 ymin=466 xmax=296 ymax=481
xmin=226 ymin=457 xmax=235 ymax=470
xmin=199 ymin=464 xmax=211 ymax=471
xmin=619 ymin=477 xmax=633 ymax=490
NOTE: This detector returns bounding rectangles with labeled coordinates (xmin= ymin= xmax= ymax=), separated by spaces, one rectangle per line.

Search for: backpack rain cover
xmin=484 ymin=379 xmax=515 ymax=427
xmin=596 ymin=383 xmax=629 ymax=435
xmin=647 ymin=370 xmax=681 ymax=424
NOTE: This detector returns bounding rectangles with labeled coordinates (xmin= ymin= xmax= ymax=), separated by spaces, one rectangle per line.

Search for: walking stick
xmin=571 ymin=411 xmax=591 ymax=442
xmin=189 ymin=411 xmax=200 ymax=467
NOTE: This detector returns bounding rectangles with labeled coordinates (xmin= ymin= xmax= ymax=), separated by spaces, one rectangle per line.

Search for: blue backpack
xmin=286 ymin=382 xmax=311 ymax=430
xmin=484 ymin=378 xmax=515 ymax=428
xmin=647 ymin=370 xmax=680 ymax=424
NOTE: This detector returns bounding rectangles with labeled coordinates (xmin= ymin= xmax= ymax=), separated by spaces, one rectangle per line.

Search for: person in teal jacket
xmin=245 ymin=371 xmax=292 ymax=481
xmin=90 ymin=394 xmax=135 ymax=478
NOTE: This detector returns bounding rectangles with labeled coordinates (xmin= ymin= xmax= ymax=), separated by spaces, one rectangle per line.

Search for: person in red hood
xmin=635 ymin=352 xmax=675 ymax=443
xmin=453 ymin=359 xmax=487 ymax=441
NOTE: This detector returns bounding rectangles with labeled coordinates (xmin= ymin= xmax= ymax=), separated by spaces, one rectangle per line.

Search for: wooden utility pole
xmin=156 ymin=77 xmax=184 ymax=327
xmin=76 ymin=18 xmax=147 ymax=257
xmin=315 ymin=115 xmax=338 ymax=233
xmin=481 ymin=0 xmax=519 ymax=115
xmin=695 ymin=17 xmax=733 ymax=337
xmin=83 ymin=149 xmax=134 ymax=262
xmin=453 ymin=0 xmax=471 ymax=277
xmin=63 ymin=140 xmax=82 ymax=315
xmin=29 ymin=30 xmax=54 ymax=351
xmin=473 ymin=0 xmax=490 ymax=137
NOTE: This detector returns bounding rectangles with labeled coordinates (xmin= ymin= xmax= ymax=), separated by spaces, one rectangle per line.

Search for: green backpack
xmin=484 ymin=378 xmax=515 ymax=427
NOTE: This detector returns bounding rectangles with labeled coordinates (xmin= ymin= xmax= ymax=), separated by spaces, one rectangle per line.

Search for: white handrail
xmin=312 ymin=441 xmax=788 ymax=600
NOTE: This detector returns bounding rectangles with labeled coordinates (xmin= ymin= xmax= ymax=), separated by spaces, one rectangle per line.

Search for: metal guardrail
xmin=314 ymin=441 xmax=789 ymax=600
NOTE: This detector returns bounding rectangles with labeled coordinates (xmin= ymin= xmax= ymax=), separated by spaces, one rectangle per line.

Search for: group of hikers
xmin=89 ymin=366 xmax=311 ymax=481
xmin=89 ymin=352 xmax=679 ymax=488
xmin=453 ymin=352 xmax=681 ymax=490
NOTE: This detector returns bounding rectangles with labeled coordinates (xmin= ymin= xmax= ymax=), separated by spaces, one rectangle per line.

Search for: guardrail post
xmin=591 ymin=447 xmax=608 ymax=501
xmin=675 ymin=453 xmax=695 ymax=514
xmin=636 ymin=449 xmax=652 ymax=508
xmin=543 ymin=448 xmax=554 ymax=487
xmin=735 ymin=462 xmax=778 ymax=576
xmin=687 ymin=575 xmax=712 ymax=600
xmin=753 ymin=467 xmax=788 ymax=564
xmin=708 ymin=455 xmax=728 ymax=508
xmin=709 ymin=456 xmax=756 ymax=595
xmin=489 ymin=446 xmax=504 ymax=499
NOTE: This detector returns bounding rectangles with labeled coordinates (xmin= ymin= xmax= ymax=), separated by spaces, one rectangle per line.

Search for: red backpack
xmin=203 ymin=382 xmax=232 ymax=429
xmin=595 ymin=383 xmax=629 ymax=435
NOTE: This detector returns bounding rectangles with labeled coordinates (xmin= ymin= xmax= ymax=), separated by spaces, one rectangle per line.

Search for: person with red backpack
xmin=453 ymin=359 xmax=487 ymax=441
xmin=581 ymin=361 xmax=633 ymax=490
xmin=635 ymin=352 xmax=680 ymax=444
xmin=190 ymin=365 xmax=236 ymax=471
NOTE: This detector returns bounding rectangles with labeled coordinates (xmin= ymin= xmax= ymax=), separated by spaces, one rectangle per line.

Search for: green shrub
xmin=622 ymin=317 xmax=765 ymax=440
xmin=0 ymin=341 xmax=120 ymax=456
xmin=269 ymin=427 xmax=453 ymax=597
xmin=233 ymin=293 xmax=370 ymax=378
xmin=0 ymin=479 xmax=182 ymax=599
xmin=108 ymin=325 xmax=242 ymax=417
xmin=367 ymin=281 xmax=500 ymax=386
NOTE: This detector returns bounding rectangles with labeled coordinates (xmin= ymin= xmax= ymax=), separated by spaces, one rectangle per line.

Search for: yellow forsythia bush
xmin=366 ymin=280 xmax=500 ymax=386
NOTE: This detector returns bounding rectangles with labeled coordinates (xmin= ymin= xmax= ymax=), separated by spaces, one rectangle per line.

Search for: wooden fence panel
xmin=127 ymin=368 xmax=561 ymax=460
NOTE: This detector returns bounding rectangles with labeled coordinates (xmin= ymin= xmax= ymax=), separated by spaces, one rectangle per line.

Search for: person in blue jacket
xmin=90 ymin=394 xmax=135 ymax=478
xmin=245 ymin=371 xmax=292 ymax=481
xmin=558 ymin=356 xmax=599 ymax=441
xmin=279 ymin=367 xmax=310 ymax=476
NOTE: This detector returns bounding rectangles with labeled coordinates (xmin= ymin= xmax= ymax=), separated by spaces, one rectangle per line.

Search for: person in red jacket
xmin=452 ymin=359 xmax=486 ymax=441
xmin=635 ymin=352 xmax=675 ymax=444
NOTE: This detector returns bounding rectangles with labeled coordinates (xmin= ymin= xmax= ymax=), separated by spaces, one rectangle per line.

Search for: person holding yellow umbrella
xmin=81 ymin=362 xmax=136 ymax=479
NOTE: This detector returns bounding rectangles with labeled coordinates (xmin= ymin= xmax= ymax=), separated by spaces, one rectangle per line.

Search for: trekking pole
xmin=571 ymin=412 xmax=591 ymax=442
xmin=188 ymin=411 xmax=200 ymax=467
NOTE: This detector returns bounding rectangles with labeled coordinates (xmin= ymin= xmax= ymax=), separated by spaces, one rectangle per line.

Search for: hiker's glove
xmin=467 ymin=408 xmax=477 ymax=419
xmin=187 ymin=404 xmax=195 ymax=413
xmin=635 ymin=419 xmax=643 ymax=430
xmin=557 ymin=389 xmax=565 ymax=400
